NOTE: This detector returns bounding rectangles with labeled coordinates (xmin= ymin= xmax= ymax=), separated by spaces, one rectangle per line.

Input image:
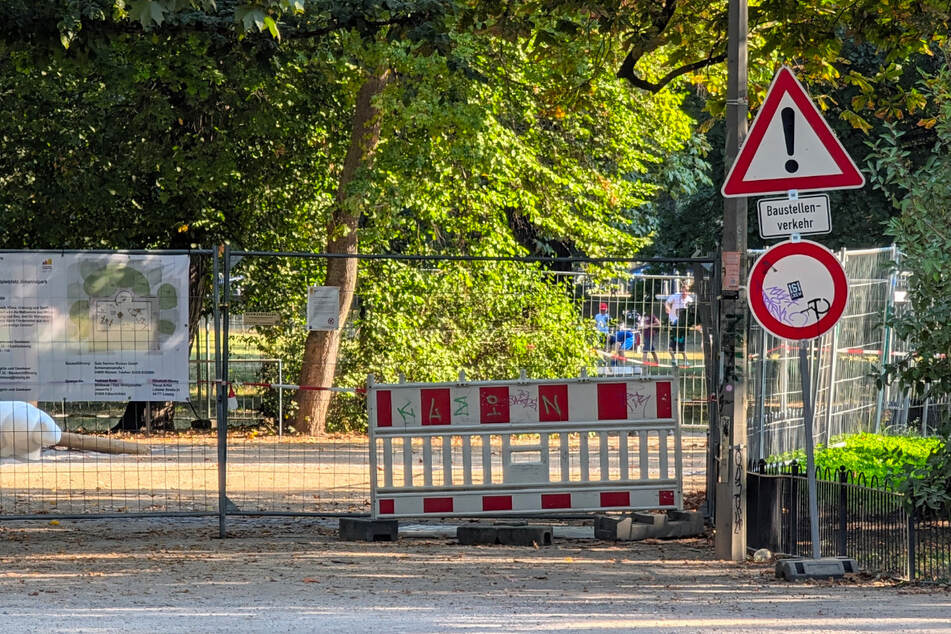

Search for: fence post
xmin=205 ymin=316 xmax=212 ymax=419
xmin=874 ymin=245 xmax=899 ymax=433
xmin=824 ymin=250 xmax=845 ymax=444
xmin=838 ymin=466 xmax=848 ymax=557
xmin=278 ymin=359 xmax=284 ymax=437
xmin=704 ymin=254 xmax=721 ymax=524
xmin=215 ymin=244 xmax=232 ymax=539
xmin=789 ymin=461 xmax=799 ymax=556
xmin=907 ymin=509 xmax=916 ymax=581
xmin=757 ymin=326 xmax=768 ymax=461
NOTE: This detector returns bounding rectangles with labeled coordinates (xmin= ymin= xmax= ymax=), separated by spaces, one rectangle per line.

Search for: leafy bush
xmin=767 ymin=432 xmax=944 ymax=485
xmin=900 ymin=424 xmax=951 ymax=515
xmin=865 ymin=58 xmax=951 ymax=407
xmin=251 ymin=259 xmax=601 ymax=433
xmin=327 ymin=260 xmax=601 ymax=432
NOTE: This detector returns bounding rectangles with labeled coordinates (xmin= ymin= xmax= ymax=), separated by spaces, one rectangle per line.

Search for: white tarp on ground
xmin=0 ymin=252 xmax=189 ymax=401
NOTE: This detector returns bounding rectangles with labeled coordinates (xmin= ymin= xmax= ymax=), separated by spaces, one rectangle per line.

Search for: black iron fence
xmin=748 ymin=461 xmax=951 ymax=582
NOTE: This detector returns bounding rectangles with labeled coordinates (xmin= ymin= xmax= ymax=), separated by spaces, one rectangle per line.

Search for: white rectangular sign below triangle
xmin=722 ymin=66 xmax=865 ymax=198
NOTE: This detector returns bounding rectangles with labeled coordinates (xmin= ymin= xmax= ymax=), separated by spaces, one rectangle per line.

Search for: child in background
xmin=640 ymin=313 xmax=661 ymax=366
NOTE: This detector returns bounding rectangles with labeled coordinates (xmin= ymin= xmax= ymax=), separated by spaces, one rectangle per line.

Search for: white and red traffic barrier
xmin=368 ymin=374 xmax=682 ymax=520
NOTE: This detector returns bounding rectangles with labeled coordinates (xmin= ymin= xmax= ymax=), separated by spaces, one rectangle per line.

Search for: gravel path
xmin=1 ymin=516 xmax=949 ymax=633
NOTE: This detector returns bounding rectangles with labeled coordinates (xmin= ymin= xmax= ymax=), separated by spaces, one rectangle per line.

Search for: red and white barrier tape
xmin=197 ymin=379 xmax=365 ymax=394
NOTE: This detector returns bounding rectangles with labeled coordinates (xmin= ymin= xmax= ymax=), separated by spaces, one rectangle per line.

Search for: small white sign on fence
xmin=306 ymin=286 xmax=339 ymax=331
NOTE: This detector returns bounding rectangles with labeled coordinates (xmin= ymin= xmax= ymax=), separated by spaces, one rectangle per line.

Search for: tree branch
xmin=617 ymin=52 xmax=727 ymax=92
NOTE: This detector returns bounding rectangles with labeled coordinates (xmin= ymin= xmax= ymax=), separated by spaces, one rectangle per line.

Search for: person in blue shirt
xmin=611 ymin=327 xmax=636 ymax=351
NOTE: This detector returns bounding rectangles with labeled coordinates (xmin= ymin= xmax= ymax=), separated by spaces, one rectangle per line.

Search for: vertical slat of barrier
xmin=403 ymin=437 xmax=413 ymax=487
xmin=423 ymin=436 xmax=433 ymax=487
xmin=540 ymin=433 xmax=550 ymax=483
xmin=560 ymin=432 xmax=570 ymax=482
xmin=579 ymin=433 xmax=590 ymax=482
xmin=599 ymin=432 xmax=610 ymax=481
xmin=619 ymin=431 xmax=630 ymax=480
xmin=501 ymin=434 xmax=511 ymax=480
xmin=639 ymin=430 xmax=649 ymax=480
xmin=383 ymin=437 xmax=393 ymax=488
xmin=659 ymin=430 xmax=669 ymax=479
xmin=482 ymin=434 xmax=492 ymax=484
xmin=442 ymin=436 xmax=453 ymax=486
xmin=462 ymin=435 xmax=472 ymax=485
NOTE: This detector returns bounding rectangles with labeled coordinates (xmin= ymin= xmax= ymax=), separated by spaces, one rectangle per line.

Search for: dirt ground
xmin=1 ymin=516 xmax=949 ymax=633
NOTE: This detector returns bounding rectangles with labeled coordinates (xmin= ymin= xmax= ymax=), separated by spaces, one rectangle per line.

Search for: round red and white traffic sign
xmin=747 ymin=239 xmax=848 ymax=340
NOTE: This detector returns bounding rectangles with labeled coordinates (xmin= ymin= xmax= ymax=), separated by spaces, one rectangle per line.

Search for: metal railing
xmin=748 ymin=461 xmax=950 ymax=582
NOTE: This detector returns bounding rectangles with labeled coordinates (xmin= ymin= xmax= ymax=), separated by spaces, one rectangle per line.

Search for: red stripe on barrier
xmin=538 ymin=384 xmax=569 ymax=422
xmin=482 ymin=495 xmax=513 ymax=512
xmin=423 ymin=497 xmax=454 ymax=513
xmin=479 ymin=386 xmax=510 ymax=423
xmin=379 ymin=499 xmax=394 ymax=515
xmin=656 ymin=382 xmax=672 ymax=419
xmin=421 ymin=388 xmax=451 ymax=425
xmin=376 ymin=390 xmax=392 ymax=427
xmin=597 ymin=383 xmax=628 ymax=420
xmin=600 ymin=491 xmax=630 ymax=507
xmin=541 ymin=493 xmax=572 ymax=509
xmin=658 ymin=490 xmax=675 ymax=506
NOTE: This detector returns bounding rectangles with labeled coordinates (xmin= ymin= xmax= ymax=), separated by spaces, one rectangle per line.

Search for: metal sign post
xmin=797 ymin=340 xmax=821 ymax=559
xmin=747 ymin=238 xmax=851 ymax=572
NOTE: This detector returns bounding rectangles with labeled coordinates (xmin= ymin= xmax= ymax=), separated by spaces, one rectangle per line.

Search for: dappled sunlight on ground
xmin=1 ymin=517 xmax=949 ymax=631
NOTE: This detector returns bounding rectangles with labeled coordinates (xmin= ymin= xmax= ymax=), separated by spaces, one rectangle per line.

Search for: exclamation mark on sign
xmin=782 ymin=107 xmax=799 ymax=173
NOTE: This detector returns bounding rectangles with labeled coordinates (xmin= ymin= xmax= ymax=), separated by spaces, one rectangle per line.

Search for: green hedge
xmin=767 ymin=432 xmax=945 ymax=485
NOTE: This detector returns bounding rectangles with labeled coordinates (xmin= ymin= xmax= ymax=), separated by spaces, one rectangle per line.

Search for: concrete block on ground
xmin=595 ymin=511 xmax=703 ymax=541
xmin=594 ymin=515 xmax=633 ymax=540
xmin=632 ymin=512 xmax=668 ymax=528
xmin=338 ymin=518 xmax=398 ymax=542
xmin=655 ymin=510 xmax=704 ymax=538
xmin=775 ymin=557 xmax=860 ymax=581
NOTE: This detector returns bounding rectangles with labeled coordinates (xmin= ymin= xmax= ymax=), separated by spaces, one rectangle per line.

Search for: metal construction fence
xmin=745 ymin=246 xmax=920 ymax=462
xmin=748 ymin=461 xmax=951 ymax=582
xmin=0 ymin=245 xmax=934 ymax=535
xmin=0 ymin=248 xmax=714 ymax=529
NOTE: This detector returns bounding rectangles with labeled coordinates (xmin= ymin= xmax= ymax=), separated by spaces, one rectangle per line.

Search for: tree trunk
xmin=295 ymin=70 xmax=391 ymax=436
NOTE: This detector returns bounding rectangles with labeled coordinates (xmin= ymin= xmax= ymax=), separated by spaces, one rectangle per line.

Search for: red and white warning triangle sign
xmin=722 ymin=66 xmax=865 ymax=198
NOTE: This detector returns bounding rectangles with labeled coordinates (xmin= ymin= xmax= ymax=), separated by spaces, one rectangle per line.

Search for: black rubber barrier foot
xmin=338 ymin=518 xmax=399 ymax=542
xmin=457 ymin=525 xmax=553 ymax=547
xmin=775 ymin=557 xmax=859 ymax=581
